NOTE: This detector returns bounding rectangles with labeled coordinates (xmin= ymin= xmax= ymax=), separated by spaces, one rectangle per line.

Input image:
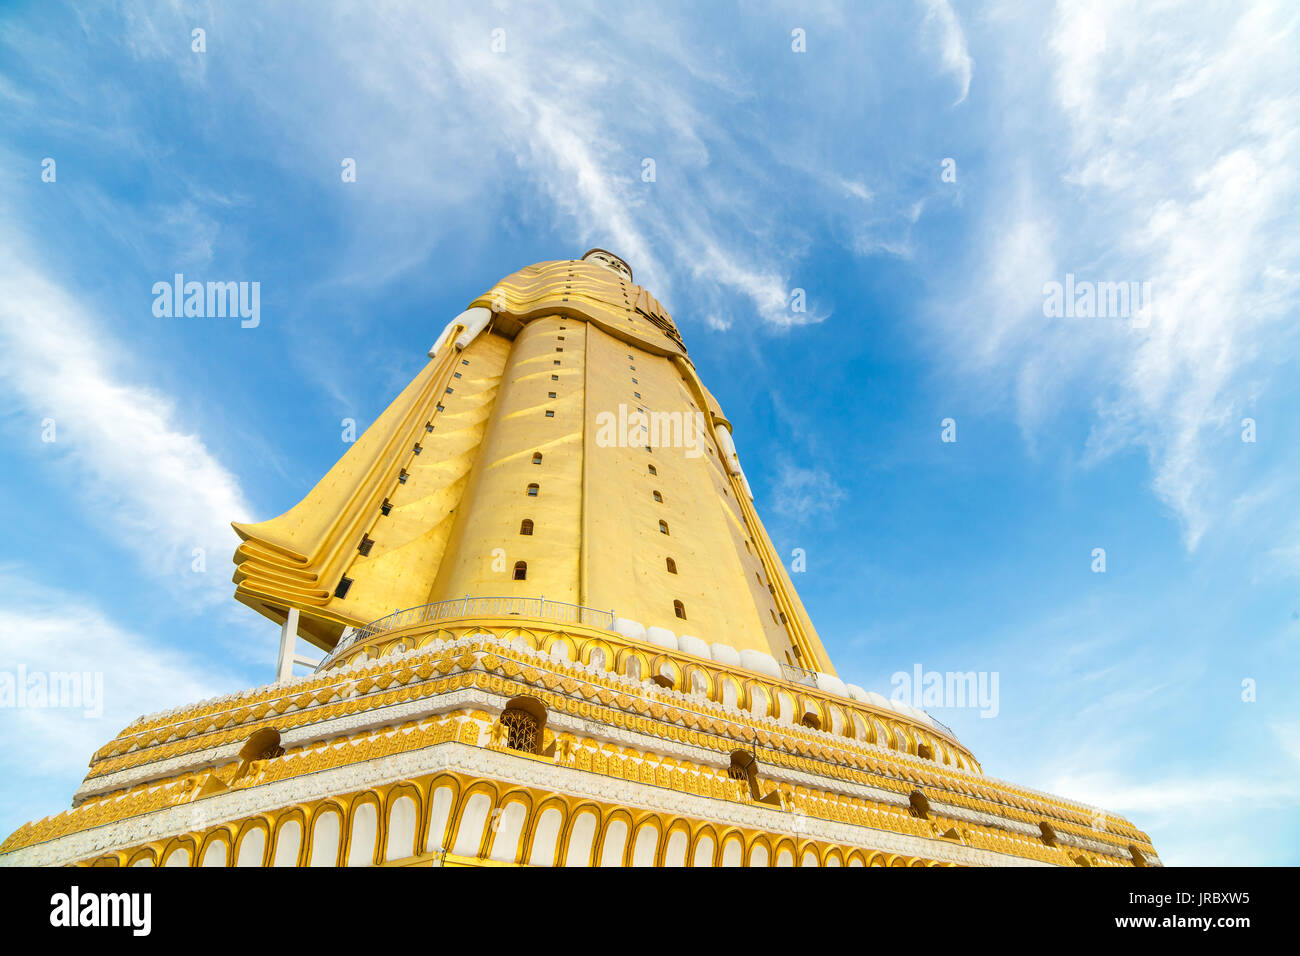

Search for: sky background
xmin=1 ymin=0 xmax=1298 ymax=866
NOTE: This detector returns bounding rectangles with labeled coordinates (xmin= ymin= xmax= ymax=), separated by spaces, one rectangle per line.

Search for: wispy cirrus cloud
xmin=1051 ymin=0 xmax=1300 ymax=550
xmin=1046 ymin=750 xmax=1300 ymax=867
xmin=936 ymin=0 xmax=1300 ymax=553
xmin=770 ymin=460 xmax=847 ymax=521
xmin=920 ymin=0 xmax=974 ymax=105
xmin=87 ymin=1 xmax=892 ymax=332
xmin=0 ymin=239 xmax=252 ymax=601
xmin=0 ymin=570 xmax=233 ymax=838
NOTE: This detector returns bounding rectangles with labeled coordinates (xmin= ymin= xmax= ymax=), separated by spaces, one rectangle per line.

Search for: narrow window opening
xmin=513 ymin=561 xmax=527 ymax=580
xmin=659 ymin=520 xmax=669 ymax=535
xmin=648 ymin=464 xmax=657 ymax=476
xmin=532 ymin=452 xmax=543 ymax=465
xmin=666 ymin=557 xmax=677 ymax=574
xmin=380 ymin=498 xmax=392 ymax=516
xmin=358 ymin=534 xmax=374 ymax=556
xmin=653 ymin=490 xmax=663 ymax=502
xmin=499 ymin=699 xmax=548 ymax=754
xmin=334 ymin=577 xmax=353 ymax=599
xmin=909 ymin=791 xmax=932 ymax=820
xmin=461 ymin=359 xmax=469 ymax=365
xmin=545 ymin=410 xmax=555 ymax=418
xmin=501 ymin=709 xmax=538 ymax=752
xmin=239 ymin=727 xmax=284 ymax=763
xmin=726 ymin=750 xmax=779 ymax=805
xmin=673 ymin=600 xmax=686 ymax=620
xmin=413 ymin=442 xmax=422 ymax=454
xmin=548 ymin=391 xmax=557 ymax=398
xmin=527 ymin=483 xmax=539 ymax=496
xmin=520 ymin=519 xmax=534 ymax=536
xmin=398 ymin=469 xmax=408 ymax=484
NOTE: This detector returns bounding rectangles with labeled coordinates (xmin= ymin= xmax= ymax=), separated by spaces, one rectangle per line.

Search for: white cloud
xmin=95 ymin=1 xmax=830 ymax=333
xmin=840 ymin=178 xmax=874 ymax=201
xmin=1056 ymin=1 xmax=1300 ymax=551
xmin=770 ymin=461 xmax=847 ymax=520
xmin=853 ymin=234 xmax=916 ymax=261
xmin=0 ymin=570 xmax=234 ymax=836
xmin=1048 ymin=761 xmax=1300 ymax=866
xmin=0 ymin=570 xmax=229 ymax=767
xmin=921 ymin=0 xmax=974 ymax=104
xmin=0 ymin=243 xmax=252 ymax=602
xmin=941 ymin=0 xmax=1300 ymax=552
xmin=435 ymin=13 xmax=823 ymax=330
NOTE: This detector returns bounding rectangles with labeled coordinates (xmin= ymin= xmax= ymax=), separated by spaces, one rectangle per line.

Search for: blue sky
xmin=1 ymin=1 xmax=1298 ymax=865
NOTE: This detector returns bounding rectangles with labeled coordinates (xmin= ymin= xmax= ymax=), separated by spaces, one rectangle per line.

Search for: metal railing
xmin=780 ymin=662 xmax=819 ymax=687
xmin=925 ymin=715 xmax=958 ymax=740
xmin=777 ymin=662 xmax=958 ymax=741
xmin=320 ymin=596 xmax=616 ymax=668
xmin=315 ymin=597 xmax=960 ymax=742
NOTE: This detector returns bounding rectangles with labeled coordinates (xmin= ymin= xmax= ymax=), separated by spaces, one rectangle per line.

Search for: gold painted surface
xmin=80 ymin=620 xmax=973 ymax=779
xmin=51 ymin=751 xmax=1137 ymax=868
xmin=1 ymin=630 xmax=1154 ymax=866
xmin=71 ymin=769 xmax=978 ymax=869
xmin=229 ymin=255 xmax=830 ymax=669
xmin=0 ymin=253 xmax=1157 ymax=868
